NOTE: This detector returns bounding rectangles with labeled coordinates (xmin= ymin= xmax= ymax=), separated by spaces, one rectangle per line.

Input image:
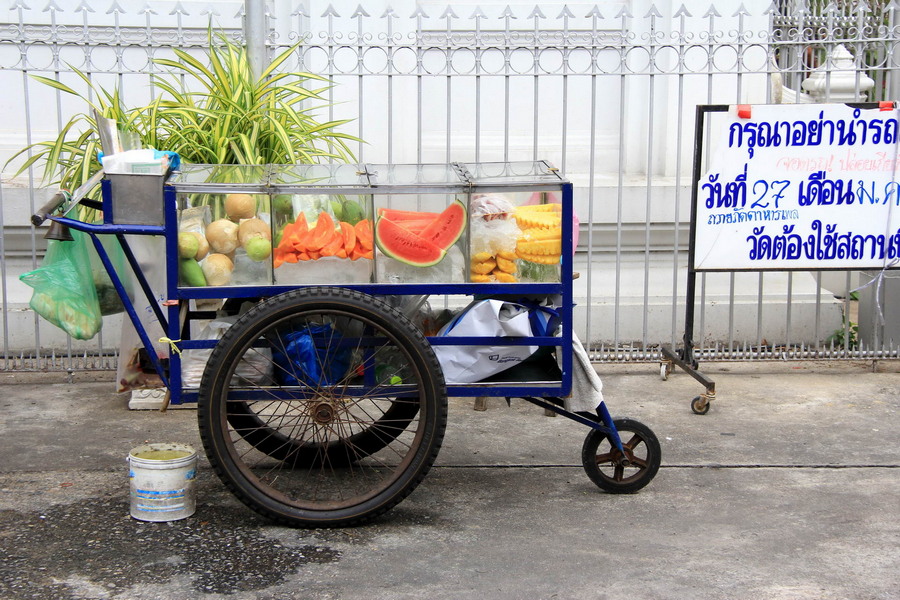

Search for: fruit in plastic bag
xmin=19 ymin=229 xmax=103 ymax=340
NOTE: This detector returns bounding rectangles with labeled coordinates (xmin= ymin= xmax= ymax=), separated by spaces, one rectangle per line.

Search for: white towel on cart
xmin=557 ymin=332 xmax=604 ymax=413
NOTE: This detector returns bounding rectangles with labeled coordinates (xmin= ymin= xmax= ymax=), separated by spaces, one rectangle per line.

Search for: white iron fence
xmin=1 ymin=1 xmax=899 ymax=372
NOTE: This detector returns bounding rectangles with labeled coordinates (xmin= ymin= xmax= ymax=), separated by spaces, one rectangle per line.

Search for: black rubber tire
xmin=691 ymin=396 xmax=711 ymax=415
xmin=581 ymin=418 xmax=661 ymax=494
xmin=198 ymin=287 xmax=447 ymax=528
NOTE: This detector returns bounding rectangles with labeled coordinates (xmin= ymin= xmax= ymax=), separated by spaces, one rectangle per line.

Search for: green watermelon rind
xmin=375 ymin=216 xmax=446 ymax=267
xmin=419 ymin=198 xmax=467 ymax=250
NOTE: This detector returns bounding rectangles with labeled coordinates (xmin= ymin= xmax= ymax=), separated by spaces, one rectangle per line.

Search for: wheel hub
xmin=613 ymin=450 xmax=631 ymax=468
xmin=312 ymin=401 xmax=336 ymax=424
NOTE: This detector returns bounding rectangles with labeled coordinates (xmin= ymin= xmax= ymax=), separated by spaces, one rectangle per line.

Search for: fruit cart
xmin=35 ymin=160 xmax=660 ymax=528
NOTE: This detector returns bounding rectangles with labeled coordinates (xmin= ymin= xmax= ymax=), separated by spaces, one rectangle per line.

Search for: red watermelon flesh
xmin=377 ymin=208 xmax=440 ymax=221
xmin=419 ymin=199 xmax=466 ymax=250
xmin=375 ymin=217 xmax=446 ymax=266
xmin=391 ymin=218 xmax=435 ymax=234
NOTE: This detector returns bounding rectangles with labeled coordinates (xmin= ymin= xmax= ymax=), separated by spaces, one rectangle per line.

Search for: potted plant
xmin=6 ymin=30 xmax=360 ymax=211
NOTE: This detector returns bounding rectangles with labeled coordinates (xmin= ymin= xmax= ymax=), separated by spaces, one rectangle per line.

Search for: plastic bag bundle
xmin=87 ymin=231 xmax=133 ymax=316
xmin=272 ymin=324 xmax=350 ymax=387
xmin=20 ymin=229 xmax=103 ymax=340
xmin=182 ymin=318 xmax=273 ymax=388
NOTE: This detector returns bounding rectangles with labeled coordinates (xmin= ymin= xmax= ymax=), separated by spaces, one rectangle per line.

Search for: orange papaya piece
xmin=297 ymin=251 xmax=310 ymax=261
xmin=273 ymin=257 xmax=284 ymax=268
xmin=305 ymin=212 xmax=334 ymax=251
xmin=308 ymin=250 xmax=321 ymax=260
xmin=340 ymin=221 xmax=356 ymax=253
xmin=336 ymin=248 xmax=347 ymax=259
xmin=362 ymin=249 xmax=374 ymax=259
xmin=284 ymin=253 xmax=298 ymax=263
xmin=294 ymin=212 xmax=308 ymax=233
xmin=320 ymin=230 xmax=344 ymax=257
xmin=289 ymin=234 xmax=306 ymax=253
xmin=355 ymin=219 xmax=373 ymax=251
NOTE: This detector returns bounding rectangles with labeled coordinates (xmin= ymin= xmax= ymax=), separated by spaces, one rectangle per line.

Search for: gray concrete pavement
xmin=1 ymin=361 xmax=898 ymax=599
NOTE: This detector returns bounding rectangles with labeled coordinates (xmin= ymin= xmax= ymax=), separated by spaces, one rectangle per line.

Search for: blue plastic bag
xmin=271 ymin=325 xmax=350 ymax=386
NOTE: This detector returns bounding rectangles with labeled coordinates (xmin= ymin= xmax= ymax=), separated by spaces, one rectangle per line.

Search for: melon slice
xmin=419 ymin=199 xmax=467 ymax=250
xmin=375 ymin=217 xmax=446 ymax=267
xmin=377 ymin=208 xmax=440 ymax=221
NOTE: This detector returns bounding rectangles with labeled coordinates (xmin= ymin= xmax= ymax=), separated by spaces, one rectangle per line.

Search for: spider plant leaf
xmin=258 ymin=42 xmax=302 ymax=81
xmin=28 ymin=75 xmax=83 ymax=98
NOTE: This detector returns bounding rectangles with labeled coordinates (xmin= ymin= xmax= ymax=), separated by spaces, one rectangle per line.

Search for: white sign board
xmin=694 ymin=103 xmax=900 ymax=271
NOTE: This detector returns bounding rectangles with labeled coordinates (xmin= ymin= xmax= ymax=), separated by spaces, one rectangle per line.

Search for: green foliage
xmin=827 ymin=319 xmax=859 ymax=349
xmin=5 ymin=31 xmax=360 ymax=207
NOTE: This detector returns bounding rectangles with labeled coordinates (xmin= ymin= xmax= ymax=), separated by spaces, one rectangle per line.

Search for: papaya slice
xmin=294 ymin=212 xmax=308 ymax=233
xmin=320 ymin=229 xmax=345 ymax=257
xmin=340 ymin=221 xmax=356 ymax=253
xmin=355 ymin=219 xmax=373 ymax=251
xmin=306 ymin=212 xmax=335 ymax=251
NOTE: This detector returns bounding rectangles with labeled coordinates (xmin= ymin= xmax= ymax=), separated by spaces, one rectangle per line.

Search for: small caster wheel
xmin=659 ymin=362 xmax=670 ymax=381
xmin=582 ymin=418 xmax=661 ymax=493
xmin=691 ymin=395 xmax=710 ymax=415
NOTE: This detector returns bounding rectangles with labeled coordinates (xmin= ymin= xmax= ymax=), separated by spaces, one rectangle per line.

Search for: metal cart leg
xmin=660 ymin=343 xmax=716 ymax=415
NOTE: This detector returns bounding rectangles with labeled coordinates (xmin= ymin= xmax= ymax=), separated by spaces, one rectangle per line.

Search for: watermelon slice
xmin=419 ymin=199 xmax=466 ymax=250
xmin=375 ymin=217 xmax=445 ymax=266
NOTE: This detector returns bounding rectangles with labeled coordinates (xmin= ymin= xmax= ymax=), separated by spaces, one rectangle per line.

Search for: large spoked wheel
xmin=581 ymin=418 xmax=661 ymax=494
xmin=198 ymin=287 xmax=448 ymax=528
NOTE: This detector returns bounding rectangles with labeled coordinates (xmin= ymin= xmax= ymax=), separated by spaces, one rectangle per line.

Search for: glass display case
xmin=165 ymin=161 xmax=569 ymax=290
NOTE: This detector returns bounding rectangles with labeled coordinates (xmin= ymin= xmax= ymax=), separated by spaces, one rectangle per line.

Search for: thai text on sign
xmin=694 ymin=103 xmax=900 ymax=271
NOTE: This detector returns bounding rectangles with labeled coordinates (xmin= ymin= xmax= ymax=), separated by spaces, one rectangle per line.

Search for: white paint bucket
xmin=127 ymin=442 xmax=197 ymax=522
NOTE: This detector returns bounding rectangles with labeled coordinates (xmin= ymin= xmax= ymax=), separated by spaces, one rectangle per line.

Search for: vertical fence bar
xmin=642 ymin=7 xmax=660 ymax=351
xmin=613 ymin=8 xmax=628 ymax=350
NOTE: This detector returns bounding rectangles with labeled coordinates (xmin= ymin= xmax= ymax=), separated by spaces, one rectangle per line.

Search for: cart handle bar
xmin=31 ymin=170 xmax=105 ymax=226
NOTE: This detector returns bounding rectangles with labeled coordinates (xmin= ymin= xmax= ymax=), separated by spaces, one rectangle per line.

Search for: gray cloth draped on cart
xmin=557 ymin=332 xmax=604 ymax=413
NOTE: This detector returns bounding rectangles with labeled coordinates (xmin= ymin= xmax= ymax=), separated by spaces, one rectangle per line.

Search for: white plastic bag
xmin=182 ymin=317 xmax=273 ymax=387
xmin=432 ymin=298 xmax=559 ymax=383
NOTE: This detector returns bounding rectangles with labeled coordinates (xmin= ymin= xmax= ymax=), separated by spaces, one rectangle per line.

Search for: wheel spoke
xmin=593 ymin=451 xmax=615 ymax=466
xmin=621 ymin=432 xmax=640 ymax=451
xmin=629 ymin=455 xmax=649 ymax=470
xmin=199 ymin=288 xmax=446 ymax=527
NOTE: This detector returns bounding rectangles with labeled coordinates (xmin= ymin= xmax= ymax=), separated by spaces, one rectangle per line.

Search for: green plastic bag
xmin=87 ymin=230 xmax=133 ymax=316
xmin=20 ymin=229 xmax=103 ymax=340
